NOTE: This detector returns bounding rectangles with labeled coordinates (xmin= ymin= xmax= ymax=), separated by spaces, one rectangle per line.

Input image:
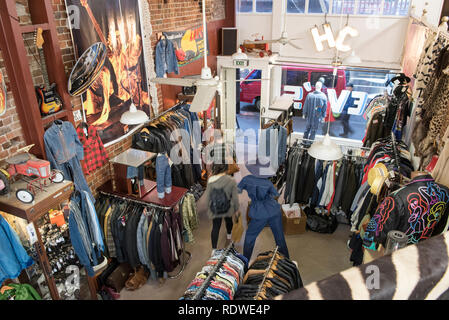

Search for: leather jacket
xmin=363 ymin=174 xmax=449 ymax=250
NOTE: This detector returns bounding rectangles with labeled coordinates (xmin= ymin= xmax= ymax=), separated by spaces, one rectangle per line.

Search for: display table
xmin=109 ymin=148 xmax=156 ymax=197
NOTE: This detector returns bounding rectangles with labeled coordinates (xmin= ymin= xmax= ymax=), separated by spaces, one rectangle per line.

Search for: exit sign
xmin=233 ymin=59 xmax=248 ymax=67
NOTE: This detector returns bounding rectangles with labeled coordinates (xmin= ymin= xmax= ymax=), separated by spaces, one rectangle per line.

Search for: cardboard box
xmin=282 ymin=206 xmax=307 ymax=235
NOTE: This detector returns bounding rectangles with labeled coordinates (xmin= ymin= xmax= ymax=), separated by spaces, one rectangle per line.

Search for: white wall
xmin=236 ymin=0 xmax=445 ymax=70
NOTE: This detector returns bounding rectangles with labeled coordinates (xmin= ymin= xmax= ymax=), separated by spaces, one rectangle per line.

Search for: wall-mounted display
xmin=65 ymin=0 xmax=151 ymax=145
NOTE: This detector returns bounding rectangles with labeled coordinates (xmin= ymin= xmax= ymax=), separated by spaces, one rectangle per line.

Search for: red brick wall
xmin=0 ymin=0 xmax=234 ymax=197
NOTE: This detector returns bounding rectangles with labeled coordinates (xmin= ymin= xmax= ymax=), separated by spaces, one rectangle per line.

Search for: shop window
xmin=358 ymin=0 xmax=383 ymax=15
xmin=256 ymin=0 xmax=273 ymax=12
xmin=287 ymin=0 xmax=306 ymax=13
xmin=237 ymin=0 xmax=253 ymax=12
xmin=332 ymin=0 xmax=356 ymax=14
xmin=308 ymin=0 xmax=330 ymax=14
xmin=311 ymin=72 xmax=337 ymax=88
xmin=283 ymin=70 xmax=308 ymax=86
xmin=383 ymin=0 xmax=410 ymax=16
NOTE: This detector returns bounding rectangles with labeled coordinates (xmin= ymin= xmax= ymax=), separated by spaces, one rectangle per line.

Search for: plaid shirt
xmin=76 ymin=124 xmax=108 ymax=175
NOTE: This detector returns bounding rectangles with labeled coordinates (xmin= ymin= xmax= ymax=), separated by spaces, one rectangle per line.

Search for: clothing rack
xmin=192 ymin=243 xmax=234 ymax=300
xmin=254 ymin=246 xmax=279 ymax=300
xmin=99 ymin=190 xmax=176 ymax=211
xmin=144 ymin=100 xmax=186 ymax=125
xmin=390 ymin=132 xmax=402 ymax=183
xmin=98 ymin=190 xmax=192 ymax=279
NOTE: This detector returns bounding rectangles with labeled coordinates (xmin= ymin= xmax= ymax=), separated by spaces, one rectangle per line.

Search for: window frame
xmin=283 ymin=0 xmax=410 ymax=17
xmin=236 ymin=0 xmax=273 ymax=14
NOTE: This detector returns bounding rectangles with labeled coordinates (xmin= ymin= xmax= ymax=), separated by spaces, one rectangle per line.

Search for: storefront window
xmin=308 ymin=0 xmax=330 ymax=14
xmin=256 ymin=0 xmax=272 ymax=12
xmin=383 ymin=0 xmax=410 ymax=16
xmin=358 ymin=0 xmax=383 ymax=15
xmin=332 ymin=0 xmax=356 ymax=14
xmin=237 ymin=0 xmax=253 ymax=12
xmin=278 ymin=65 xmax=395 ymax=141
xmin=287 ymin=0 xmax=306 ymax=13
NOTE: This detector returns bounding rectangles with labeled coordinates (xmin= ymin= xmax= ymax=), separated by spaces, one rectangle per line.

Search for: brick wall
xmin=0 ymin=0 xmax=233 ymax=197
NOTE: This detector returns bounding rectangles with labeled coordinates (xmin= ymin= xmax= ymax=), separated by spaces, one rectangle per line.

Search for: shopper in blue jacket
xmin=238 ymin=174 xmax=289 ymax=261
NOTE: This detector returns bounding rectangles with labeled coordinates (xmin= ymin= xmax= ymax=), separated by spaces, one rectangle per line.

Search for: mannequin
xmin=302 ymin=81 xmax=328 ymax=144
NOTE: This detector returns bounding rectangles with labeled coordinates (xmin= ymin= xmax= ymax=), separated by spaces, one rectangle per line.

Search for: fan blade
xmin=289 ymin=37 xmax=303 ymax=41
xmin=189 ymin=85 xmax=218 ymax=113
xmin=150 ymin=77 xmax=196 ymax=87
xmin=243 ymin=39 xmax=279 ymax=45
xmin=287 ymin=41 xmax=302 ymax=50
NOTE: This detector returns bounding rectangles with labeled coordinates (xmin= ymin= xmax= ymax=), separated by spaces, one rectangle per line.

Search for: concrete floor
xmin=119 ymin=161 xmax=353 ymax=300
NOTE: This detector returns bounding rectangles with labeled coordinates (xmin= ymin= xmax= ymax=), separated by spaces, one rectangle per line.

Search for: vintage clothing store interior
xmin=2 ymin=0 xmax=449 ymax=301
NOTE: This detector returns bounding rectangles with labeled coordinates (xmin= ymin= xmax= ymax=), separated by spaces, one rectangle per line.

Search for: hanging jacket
xmin=238 ymin=175 xmax=280 ymax=220
xmin=363 ymin=175 xmax=449 ymax=250
xmin=44 ymin=120 xmax=93 ymax=201
xmin=155 ymin=38 xmax=179 ymax=77
xmin=0 ymin=215 xmax=34 ymax=284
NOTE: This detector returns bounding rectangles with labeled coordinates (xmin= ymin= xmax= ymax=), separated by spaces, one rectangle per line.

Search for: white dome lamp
xmin=308 ymin=68 xmax=343 ymax=161
xmin=120 ymin=101 xmax=149 ymax=125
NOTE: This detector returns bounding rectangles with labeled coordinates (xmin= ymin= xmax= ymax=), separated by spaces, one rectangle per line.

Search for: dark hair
xmin=347 ymin=83 xmax=354 ymax=88
xmin=211 ymin=163 xmax=229 ymax=175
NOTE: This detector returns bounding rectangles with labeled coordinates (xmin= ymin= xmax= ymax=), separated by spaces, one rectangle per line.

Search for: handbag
xmin=231 ymin=213 xmax=244 ymax=243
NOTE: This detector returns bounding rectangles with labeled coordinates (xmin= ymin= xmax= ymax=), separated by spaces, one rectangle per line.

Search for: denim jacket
xmin=155 ymin=38 xmax=179 ymax=77
xmin=303 ymin=91 xmax=327 ymax=128
xmin=44 ymin=121 xmax=84 ymax=165
xmin=0 ymin=215 xmax=34 ymax=284
xmin=238 ymin=175 xmax=280 ymax=220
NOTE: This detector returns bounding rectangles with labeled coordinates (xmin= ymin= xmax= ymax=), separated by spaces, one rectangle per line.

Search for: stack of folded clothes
xmin=180 ymin=248 xmax=248 ymax=300
xmin=234 ymin=250 xmax=303 ymax=300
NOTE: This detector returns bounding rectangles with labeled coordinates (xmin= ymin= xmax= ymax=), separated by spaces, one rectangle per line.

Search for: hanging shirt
xmin=76 ymin=124 xmax=109 ymax=175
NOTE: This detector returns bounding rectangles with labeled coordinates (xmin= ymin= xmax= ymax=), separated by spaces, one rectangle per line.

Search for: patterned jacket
xmin=363 ymin=175 xmax=449 ymax=250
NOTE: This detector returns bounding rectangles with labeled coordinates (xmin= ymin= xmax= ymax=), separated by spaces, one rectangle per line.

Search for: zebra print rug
xmin=277 ymin=232 xmax=449 ymax=300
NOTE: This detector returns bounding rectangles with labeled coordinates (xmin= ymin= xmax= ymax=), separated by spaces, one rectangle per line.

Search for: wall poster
xmin=66 ymin=0 xmax=152 ymax=145
xmin=163 ymin=25 xmax=209 ymax=67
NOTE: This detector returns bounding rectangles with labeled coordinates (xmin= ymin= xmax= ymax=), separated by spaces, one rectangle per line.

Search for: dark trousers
xmin=341 ymin=113 xmax=352 ymax=135
xmin=243 ymin=213 xmax=289 ymax=260
xmin=211 ymin=217 xmax=233 ymax=249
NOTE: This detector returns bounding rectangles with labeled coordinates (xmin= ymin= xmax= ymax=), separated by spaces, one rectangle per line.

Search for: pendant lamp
xmin=118 ymin=0 xmax=149 ymax=125
xmin=307 ymin=68 xmax=343 ymax=161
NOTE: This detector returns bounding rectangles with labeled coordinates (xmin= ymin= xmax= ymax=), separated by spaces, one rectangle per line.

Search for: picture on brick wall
xmin=66 ymin=0 xmax=151 ymax=146
xmin=162 ymin=25 xmax=209 ymax=67
xmin=0 ymin=69 xmax=6 ymax=117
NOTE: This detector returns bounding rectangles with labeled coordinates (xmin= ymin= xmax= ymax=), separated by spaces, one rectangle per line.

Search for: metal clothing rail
xmin=144 ymin=100 xmax=186 ymax=125
xmin=192 ymin=243 xmax=234 ymax=300
xmin=254 ymin=246 xmax=279 ymax=300
xmin=99 ymin=190 xmax=177 ymax=211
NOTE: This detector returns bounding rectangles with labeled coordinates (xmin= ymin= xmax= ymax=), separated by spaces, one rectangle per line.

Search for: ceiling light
xmin=344 ymin=50 xmax=362 ymax=65
xmin=308 ymin=133 xmax=343 ymax=161
xmin=120 ymin=102 xmax=149 ymax=125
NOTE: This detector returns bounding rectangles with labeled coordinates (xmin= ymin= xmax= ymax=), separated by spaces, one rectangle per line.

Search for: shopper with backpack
xmin=204 ymin=163 xmax=240 ymax=253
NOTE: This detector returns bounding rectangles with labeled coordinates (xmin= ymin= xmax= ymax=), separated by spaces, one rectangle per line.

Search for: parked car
xmin=239 ymin=65 xmax=347 ymax=112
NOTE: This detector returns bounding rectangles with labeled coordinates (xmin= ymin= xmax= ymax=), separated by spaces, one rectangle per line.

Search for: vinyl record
xmin=68 ymin=42 xmax=107 ymax=96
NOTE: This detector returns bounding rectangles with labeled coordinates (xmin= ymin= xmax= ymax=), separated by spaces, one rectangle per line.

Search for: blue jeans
xmin=156 ymin=154 xmax=172 ymax=198
xmin=243 ymin=213 xmax=289 ymax=260
xmin=303 ymin=122 xmax=318 ymax=141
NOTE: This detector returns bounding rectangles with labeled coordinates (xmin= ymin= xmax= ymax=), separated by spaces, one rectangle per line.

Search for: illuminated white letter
xmin=311 ymin=23 xmax=336 ymax=52
xmin=335 ymin=26 xmax=359 ymax=52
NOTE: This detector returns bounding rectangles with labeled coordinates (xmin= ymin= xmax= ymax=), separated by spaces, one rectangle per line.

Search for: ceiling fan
xmin=150 ymin=0 xmax=268 ymax=113
xmin=242 ymin=6 xmax=302 ymax=50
